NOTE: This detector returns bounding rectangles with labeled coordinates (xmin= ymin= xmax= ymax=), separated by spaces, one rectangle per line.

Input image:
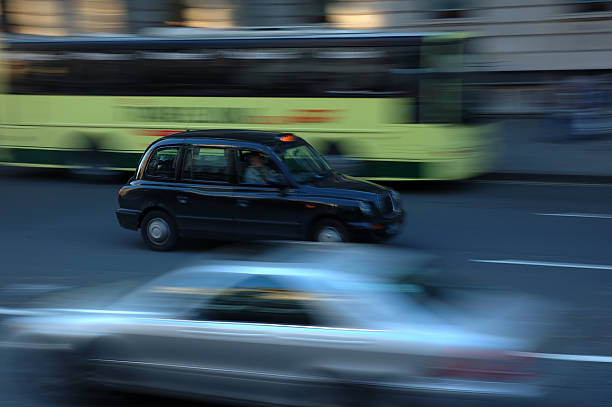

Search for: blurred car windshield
xmin=275 ymin=143 xmax=332 ymax=183
xmin=109 ymin=270 xmax=243 ymax=315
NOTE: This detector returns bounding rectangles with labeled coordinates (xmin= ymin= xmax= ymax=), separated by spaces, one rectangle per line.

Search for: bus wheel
xmin=68 ymin=135 xmax=114 ymax=178
xmin=324 ymin=142 xmax=363 ymax=176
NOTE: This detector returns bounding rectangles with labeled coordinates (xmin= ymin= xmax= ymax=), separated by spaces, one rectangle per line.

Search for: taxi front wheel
xmin=312 ymin=219 xmax=348 ymax=243
xmin=141 ymin=210 xmax=178 ymax=251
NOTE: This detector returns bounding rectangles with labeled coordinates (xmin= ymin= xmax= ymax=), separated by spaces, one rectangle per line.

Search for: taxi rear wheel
xmin=141 ymin=210 xmax=178 ymax=251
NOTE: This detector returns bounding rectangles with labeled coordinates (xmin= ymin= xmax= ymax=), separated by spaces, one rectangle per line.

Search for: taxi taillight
xmin=431 ymin=350 xmax=537 ymax=382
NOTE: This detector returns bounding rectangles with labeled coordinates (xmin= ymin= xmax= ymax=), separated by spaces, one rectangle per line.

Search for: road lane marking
xmin=473 ymin=180 xmax=612 ymax=187
xmin=1 ymin=283 xmax=72 ymax=294
xmin=471 ymin=259 xmax=612 ymax=270
xmin=0 ymin=307 xmax=44 ymax=316
xmin=2 ymin=344 xmax=611 ymax=363
xmin=512 ymin=352 xmax=612 ymax=363
xmin=535 ymin=213 xmax=612 ymax=219
xmin=0 ymin=307 xmax=162 ymax=317
xmin=0 ymin=341 xmax=72 ymax=350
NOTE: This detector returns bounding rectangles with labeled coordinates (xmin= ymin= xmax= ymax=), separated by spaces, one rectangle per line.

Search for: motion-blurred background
xmin=2 ymin=2 xmax=612 ymax=407
xmin=2 ymin=0 xmax=612 ymax=178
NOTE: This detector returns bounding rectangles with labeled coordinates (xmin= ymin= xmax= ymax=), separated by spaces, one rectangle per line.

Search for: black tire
xmin=311 ymin=218 xmax=349 ymax=243
xmin=140 ymin=210 xmax=178 ymax=251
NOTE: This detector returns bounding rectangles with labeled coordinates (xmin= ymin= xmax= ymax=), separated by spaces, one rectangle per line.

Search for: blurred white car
xmin=3 ymin=244 xmax=565 ymax=406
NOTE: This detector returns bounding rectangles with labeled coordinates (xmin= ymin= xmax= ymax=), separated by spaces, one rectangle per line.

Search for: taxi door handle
xmin=177 ymin=195 xmax=188 ymax=204
xmin=237 ymin=199 xmax=250 ymax=208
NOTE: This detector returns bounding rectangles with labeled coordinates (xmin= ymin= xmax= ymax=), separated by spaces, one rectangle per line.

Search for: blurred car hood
xmin=305 ymin=173 xmax=388 ymax=197
xmin=429 ymin=289 xmax=568 ymax=348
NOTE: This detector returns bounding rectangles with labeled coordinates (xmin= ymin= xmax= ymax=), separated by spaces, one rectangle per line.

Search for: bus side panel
xmin=0 ymin=95 xmax=493 ymax=179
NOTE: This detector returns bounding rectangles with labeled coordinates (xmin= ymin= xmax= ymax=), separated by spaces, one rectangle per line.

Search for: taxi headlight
xmin=390 ymin=190 xmax=401 ymax=212
xmin=359 ymin=201 xmax=374 ymax=215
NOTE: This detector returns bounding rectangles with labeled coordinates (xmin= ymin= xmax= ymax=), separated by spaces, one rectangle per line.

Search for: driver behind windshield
xmin=244 ymin=152 xmax=279 ymax=184
xmin=275 ymin=143 xmax=332 ymax=183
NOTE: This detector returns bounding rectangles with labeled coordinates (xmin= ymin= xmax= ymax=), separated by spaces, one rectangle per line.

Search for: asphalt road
xmin=1 ymin=167 xmax=612 ymax=406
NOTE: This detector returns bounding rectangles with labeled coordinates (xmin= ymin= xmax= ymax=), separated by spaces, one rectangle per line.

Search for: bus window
xmin=5 ymin=41 xmax=420 ymax=98
xmin=311 ymin=46 xmax=418 ymax=96
xmin=7 ymin=52 xmax=69 ymax=94
xmin=7 ymin=50 xmax=137 ymax=95
xmin=67 ymin=52 xmax=135 ymax=94
xmin=418 ymin=39 xmax=464 ymax=124
xmin=139 ymin=51 xmax=227 ymax=96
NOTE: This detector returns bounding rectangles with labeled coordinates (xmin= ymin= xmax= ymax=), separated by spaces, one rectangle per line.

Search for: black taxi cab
xmin=116 ymin=130 xmax=403 ymax=250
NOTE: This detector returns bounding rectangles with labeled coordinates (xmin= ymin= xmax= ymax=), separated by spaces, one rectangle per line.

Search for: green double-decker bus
xmin=0 ymin=29 xmax=492 ymax=180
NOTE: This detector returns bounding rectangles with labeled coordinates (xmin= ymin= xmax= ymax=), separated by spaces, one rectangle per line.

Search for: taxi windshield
xmin=276 ymin=143 xmax=332 ymax=183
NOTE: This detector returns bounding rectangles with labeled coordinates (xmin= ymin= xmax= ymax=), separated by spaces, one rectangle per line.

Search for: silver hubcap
xmin=317 ymin=226 xmax=343 ymax=242
xmin=148 ymin=218 xmax=169 ymax=243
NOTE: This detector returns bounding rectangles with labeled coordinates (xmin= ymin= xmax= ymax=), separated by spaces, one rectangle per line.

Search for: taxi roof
xmin=157 ymin=129 xmax=302 ymax=147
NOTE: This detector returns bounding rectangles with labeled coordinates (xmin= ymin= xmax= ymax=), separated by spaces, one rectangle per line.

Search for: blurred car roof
xmin=189 ymin=242 xmax=440 ymax=280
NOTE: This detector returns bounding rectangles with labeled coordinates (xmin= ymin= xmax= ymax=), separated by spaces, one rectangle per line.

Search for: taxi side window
xmin=182 ymin=147 xmax=230 ymax=183
xmin=197 ymin=276 xmax=316 ymax=326
xmin=144 ymin=147 xmax=180 ymax=179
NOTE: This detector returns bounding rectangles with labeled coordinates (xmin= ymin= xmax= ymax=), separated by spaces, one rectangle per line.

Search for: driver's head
xmin=248 ymin=152 xmax=264 ymax=166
